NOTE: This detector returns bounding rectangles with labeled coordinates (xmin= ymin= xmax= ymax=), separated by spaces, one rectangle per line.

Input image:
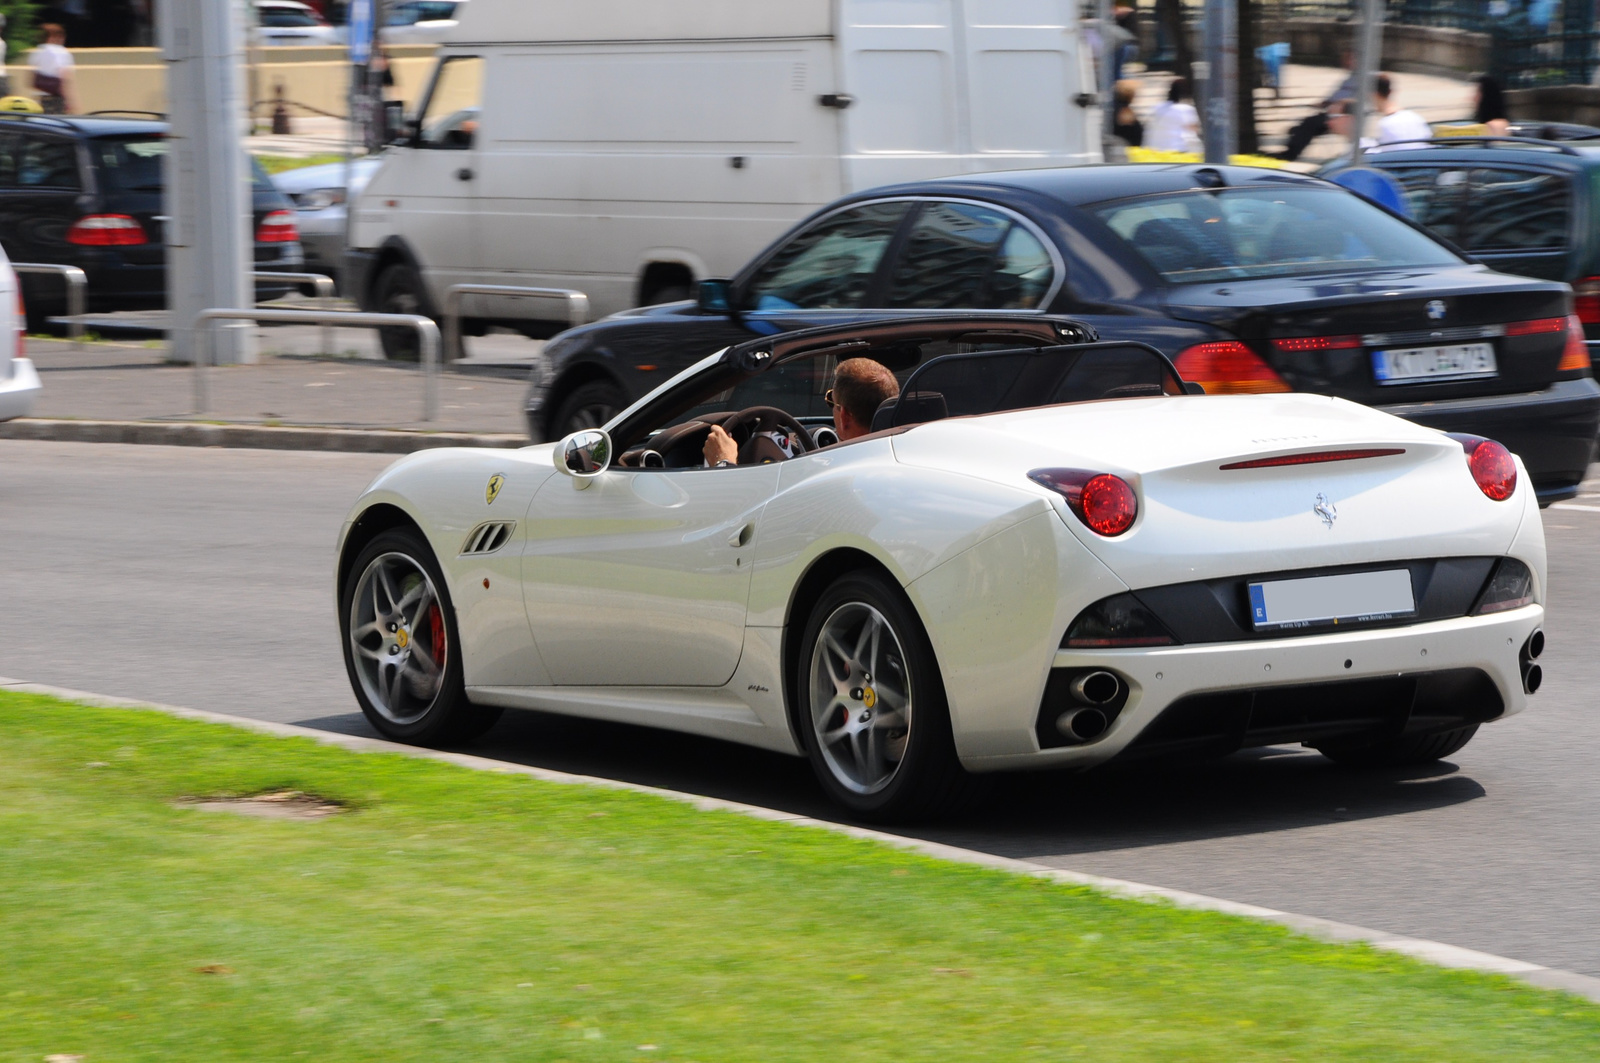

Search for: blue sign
xmin=348 ymin=0 xmax=374 ymax=65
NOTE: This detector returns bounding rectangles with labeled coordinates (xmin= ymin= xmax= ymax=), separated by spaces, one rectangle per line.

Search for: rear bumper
xmin=0 ymin=357 xmax=42 ymax=421
xmin=961 ymin=605 xmax=1543 ymax=772
xmin=1376 ymin=377 xmax=1600 ymax=503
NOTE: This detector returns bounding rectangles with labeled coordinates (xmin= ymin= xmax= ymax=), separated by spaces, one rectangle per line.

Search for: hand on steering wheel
xmin=703 ymin=424 xmax=739 ymax=466
xmin=713 ymin=406 xmax=817 ymax=465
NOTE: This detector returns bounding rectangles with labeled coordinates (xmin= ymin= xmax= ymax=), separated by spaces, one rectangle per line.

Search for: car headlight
xmin=293 ymin=188 xmax=346 ymax=212
xmin=1472 ymin=558 xmax=1535 ymax=615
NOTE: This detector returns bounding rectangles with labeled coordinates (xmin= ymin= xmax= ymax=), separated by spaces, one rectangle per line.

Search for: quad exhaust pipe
xmin=1069 ymin=670 xmax=1122 ymax=706
xmin=1054 ymin=670 xmax=1124 ymax=742
xmin=1056 ymin=706 xmax=1110 ymax=741
xmin=1522 ymin=627 xmax=1543 ymax=695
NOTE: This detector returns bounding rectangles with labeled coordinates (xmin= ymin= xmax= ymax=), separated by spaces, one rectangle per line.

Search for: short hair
xmin=833 ymin=358 xmax=899 ymax=429
xmin=1114 ymin=79 xmax=1139 ymax=107
xmin=1167 ymin=78 xmax=1190 ymax=103
xmin=41 ymin=22 xmax=65 ymax=39
xmin=1374 ymin=73 xmax=1393 ymax=100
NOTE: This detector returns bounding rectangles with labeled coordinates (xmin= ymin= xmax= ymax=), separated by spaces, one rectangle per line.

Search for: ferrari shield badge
xmin=486 ymin=474 xmax=505 ymax=506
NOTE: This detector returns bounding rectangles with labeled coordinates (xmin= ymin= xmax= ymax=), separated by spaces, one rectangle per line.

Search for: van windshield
xmin=1092 ymin=186 xmax=1462 ymax=284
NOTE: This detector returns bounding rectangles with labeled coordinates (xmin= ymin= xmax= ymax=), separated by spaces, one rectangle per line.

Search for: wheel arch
xmin=779 ymin=546 xmax=904 ymax=752
xmin=637 ymin=259 xmax=699 ymax=306
xmin=338 ymin=501 xmax=428 ymax=601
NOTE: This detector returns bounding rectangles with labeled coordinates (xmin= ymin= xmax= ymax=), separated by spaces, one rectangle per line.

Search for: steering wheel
xmin=713 ymin=405 xmax=817 ymax=465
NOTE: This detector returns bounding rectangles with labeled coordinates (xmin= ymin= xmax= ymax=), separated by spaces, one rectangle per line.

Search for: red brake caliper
xmin=427 ymin=602 xmax=447 ymax=668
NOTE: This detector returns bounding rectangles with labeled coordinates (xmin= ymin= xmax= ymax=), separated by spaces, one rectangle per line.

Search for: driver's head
xmin=831 ymin=358 xmax=900 ymax=441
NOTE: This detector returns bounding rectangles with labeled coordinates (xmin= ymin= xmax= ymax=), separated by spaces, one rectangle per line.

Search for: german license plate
xmin=1371 ymin=342 xmax=1497 ymax=385
xmin=1248 ymin=569 xmax=1416 ymax=631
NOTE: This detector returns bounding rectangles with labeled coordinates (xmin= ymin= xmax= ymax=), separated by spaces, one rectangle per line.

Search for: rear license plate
xmin=1248 ymin=569 xmax=1416 ymax=631
xmin=1371 ymin=342 xmax=1497 ymax=385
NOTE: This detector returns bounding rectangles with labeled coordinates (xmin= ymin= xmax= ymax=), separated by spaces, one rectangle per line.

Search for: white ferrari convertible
xmin=336 ymin=316 xmax=1546 ymax=820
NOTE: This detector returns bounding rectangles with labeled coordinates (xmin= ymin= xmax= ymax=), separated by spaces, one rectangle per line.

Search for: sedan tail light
xmin=255 ymin=210 xmax=300 ymax=243
xmin=1446 ymin=433 xmax=1518 ymax=501
xmin=1573 ymin=276 xmax=1600 ymax=326
xmin=1172 ymin=341 xmax=1290 ymax=394
xmin=67 ymin=214 xmax=147 ymax=246
xmin=1558 ymin=314 xmax=1592 ymax=373
xmin=1029 ymin=469 xmax=1139 ymax=536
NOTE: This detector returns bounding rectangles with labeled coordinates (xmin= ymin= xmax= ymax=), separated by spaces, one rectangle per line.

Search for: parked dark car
xmin=1323 ymin=136 xmax=1600 ymax=346
xmin=0 ymin=113 xmax=304 ymax=331
xmin=526 ymin=163 xmax=1599 ymax=503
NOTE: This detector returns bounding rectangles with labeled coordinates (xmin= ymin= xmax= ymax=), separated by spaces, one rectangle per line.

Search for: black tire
xmin=795 ymin=570 xmax=978 ymax=822
xmin=340 ymin=527 xmax=502 ymax=745
xmin=552 ymin=379 xmax=629 ymax=436
xmin=1315 ymin=724 xmax=1479 ymax=768
xmin=372 ymin=261 xmax=430 ymax=361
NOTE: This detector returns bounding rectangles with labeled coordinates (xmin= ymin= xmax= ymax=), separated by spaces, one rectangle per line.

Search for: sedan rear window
xmin=1092 ymin=186 xmax=1461 ymax=284
xmin=93 ymin=136 xmax=276 ymax=194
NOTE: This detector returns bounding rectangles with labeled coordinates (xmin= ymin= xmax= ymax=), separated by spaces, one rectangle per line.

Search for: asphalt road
xmin=3 ymin=440 xmax=1597 ymax=977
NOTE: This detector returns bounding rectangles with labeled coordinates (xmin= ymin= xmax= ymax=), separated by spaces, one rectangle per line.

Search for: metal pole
xmin=1201 ymin=0 xmax=1237 ymax=163
xmin=253 ymin=271 xmax=336 ymax=354
xmin=1350 ymin=0 xmax=1384 ymax=166
xmin=1096 ymin=0 xmax=1115 ymax=143
xmin=194 ymin=315 xmax=210 ymax=414
xmin=12 ymin=264 xmax=87 ymax=351
xmin=159 ymin=0 xmax=254 ymax=366
xmin=443 ymin=283 xmax=591 ymax=362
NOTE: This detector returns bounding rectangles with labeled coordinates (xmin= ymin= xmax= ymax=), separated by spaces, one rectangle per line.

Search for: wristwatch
xmin=714 ymin=460 xmax=735 ymax=468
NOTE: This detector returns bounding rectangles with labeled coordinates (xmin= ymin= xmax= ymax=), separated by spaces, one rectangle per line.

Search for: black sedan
xmin=0 ymin=113 xmax=304 ymax=330
xmin=526 ymin=164 xmax=1599 ymax=503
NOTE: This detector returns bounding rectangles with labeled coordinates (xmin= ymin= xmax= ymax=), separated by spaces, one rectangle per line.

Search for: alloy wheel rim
xmin=809 ymin=602 xmax=912 ymax=795
xmin=349 ymin=551 xmax=448 ymax=725
xmin=569 ymin=402 xmax=615 ymax=430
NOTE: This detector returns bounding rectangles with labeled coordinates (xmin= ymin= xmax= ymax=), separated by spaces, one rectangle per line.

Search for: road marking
xmin=1550 ymin=503 xmax=1600 ymax=513
xmin=4 ymin=675 xmax=1599 ymax=1006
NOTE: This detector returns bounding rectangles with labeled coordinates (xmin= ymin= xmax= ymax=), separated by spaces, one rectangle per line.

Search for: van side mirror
xmin=696 ymin=278 xmax=734 ymax=315
xmin=554 ymin=429 xmax=612 ymax=488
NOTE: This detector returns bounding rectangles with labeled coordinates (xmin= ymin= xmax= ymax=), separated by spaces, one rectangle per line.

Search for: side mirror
xmin=554 ymin=428 xmax=612 ymax=487
xmin=696 ymin=278 xmax=734 ymax=315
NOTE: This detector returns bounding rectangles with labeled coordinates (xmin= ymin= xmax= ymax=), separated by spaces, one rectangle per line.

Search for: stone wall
xmin=1506 ymin=85 xmax=1600 ymax=126
xmin=1283 ymin=21 xmax=1490 ymax=79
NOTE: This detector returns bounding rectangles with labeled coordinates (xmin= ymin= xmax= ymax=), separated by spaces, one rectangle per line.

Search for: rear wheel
xmin=373 ymin=262 xmax=430 ymax=361
xmin=797 ymin=570 xmax=976 ymax=822
xmin=1315 ymin=724 xmax=1479 ymax=767
xmin=341 ymin=527 xmax=501 ymax=745
xmin=552 ymin=379 xmax=628 ymax=436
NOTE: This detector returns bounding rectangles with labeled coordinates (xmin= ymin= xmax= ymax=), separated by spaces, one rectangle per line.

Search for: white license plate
xmin=1371 ymin=342 xmax=1497 ymax=384
xmin=1249 ymin=569 xmax=1416 ymax=631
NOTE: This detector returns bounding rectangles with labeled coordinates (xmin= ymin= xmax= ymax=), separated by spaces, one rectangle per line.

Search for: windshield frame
xmin=1087 ymin=183 xmax=1467 ymax=286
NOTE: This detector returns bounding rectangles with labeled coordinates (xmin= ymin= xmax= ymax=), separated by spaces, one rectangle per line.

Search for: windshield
xmin=1092 ymin=185 xmax=1462 ymax=284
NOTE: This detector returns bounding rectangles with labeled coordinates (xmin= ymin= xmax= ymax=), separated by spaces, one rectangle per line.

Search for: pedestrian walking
xmin=1373 ymin=73 xmax=1432 ymax=150
xmin=1145 ymin=77 xmax=1199 ymax=152
xmin=1274 ymin=48 xmax=1356 ymax=161
xmin=1111 ymin=79 xmax=1144 ymax=146
xmin=1474 ymin=74 xmax=1510 ymax=136
xmin=29 ymin=23 xmax=75 ymax=115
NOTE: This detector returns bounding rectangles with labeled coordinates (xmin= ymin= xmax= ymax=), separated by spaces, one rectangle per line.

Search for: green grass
xmin=255 ymin=152 xmax=350 ymax=176
xmin=2 ymin=691 xmax=1597 ymax=1062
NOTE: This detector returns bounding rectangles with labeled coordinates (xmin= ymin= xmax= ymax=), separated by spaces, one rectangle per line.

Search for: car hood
xmin=271 ymin=157 xmax=384 ymax=196
xmin=891 ymin=394 xmax=1531 ymax=589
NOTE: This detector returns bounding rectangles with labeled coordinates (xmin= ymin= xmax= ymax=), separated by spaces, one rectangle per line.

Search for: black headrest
xmin=870 ymin=397 xmax=899 ymax=433
xmin=891 ymin=390 xmax=948 ymax=428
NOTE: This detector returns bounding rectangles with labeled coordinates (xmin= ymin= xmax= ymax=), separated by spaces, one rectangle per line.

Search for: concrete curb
xmin=0 ymin=418 xmax=528 ymax=453
xmin=5 ymin=674 xmax=1599 ymax=1007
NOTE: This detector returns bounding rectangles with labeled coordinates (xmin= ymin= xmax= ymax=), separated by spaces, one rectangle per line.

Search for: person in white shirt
xmin=1372 ymin=73 xmax=1432 ymax=150
xmin=1145 ymin=77 xmax=1201 ymax=154
xmin=29 ymin=23 xmax=75 ymax=115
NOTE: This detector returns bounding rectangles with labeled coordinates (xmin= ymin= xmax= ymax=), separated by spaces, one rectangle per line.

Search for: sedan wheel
xmin=797 ymin=570 xmax=975 ymax=821
xmin=340 ymin=527 xmax=501 ymax=744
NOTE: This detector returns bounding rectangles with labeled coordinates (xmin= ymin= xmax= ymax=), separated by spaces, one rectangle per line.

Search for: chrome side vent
xmin=460 ymin=520 xmax=516 ymax=556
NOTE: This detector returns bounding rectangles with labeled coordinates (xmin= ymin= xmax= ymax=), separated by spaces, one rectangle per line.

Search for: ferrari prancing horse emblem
xmin=1314 ymin=493 xmax=1338 ymax=529
xmin=486 ymin=473 xmax=505 ymax=505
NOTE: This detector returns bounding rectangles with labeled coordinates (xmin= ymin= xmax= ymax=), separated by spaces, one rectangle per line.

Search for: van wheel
xmin=552 ymin=380 xmax=628 ymax=436
xmin=374 ymin=262 xmax=429 ymax=361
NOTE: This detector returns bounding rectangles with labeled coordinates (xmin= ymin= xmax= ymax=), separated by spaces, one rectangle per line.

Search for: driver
xmin=703 ymin=358 xmax=901 ymax=466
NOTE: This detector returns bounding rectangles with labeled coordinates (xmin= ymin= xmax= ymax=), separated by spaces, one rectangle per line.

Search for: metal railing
xmin=442 ymin=283 xmax=589 ymax=362
xmin=12 ymin=263 xmax=87 ymax=351
xmin=193 ymin=307 xmax=441 ymax=421
xmin=253 ymin=270 xmax=337 ymax=355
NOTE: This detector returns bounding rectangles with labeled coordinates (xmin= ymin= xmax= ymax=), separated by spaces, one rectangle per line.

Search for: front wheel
xmin=372 ymin=262 xmax=430 ymax=361
xmin=796 ymin=570 xmax=976 ymax=822
xmin=1315 ymin=724 xmax=1479 ymax=767
xmin=341 ymin=527 xmax=501 ymax=745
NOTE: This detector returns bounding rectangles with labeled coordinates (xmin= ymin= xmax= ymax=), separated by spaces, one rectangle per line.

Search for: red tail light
xmin=1573 ymin=276 xmax=1600 ymax=326
xmin=1173 ymin=341 xmax=1290 ymax=394
xmin=1503 ymin=317 xmax=1566 ymax=337
xmin=1271 ymin=334 xmax=1362 ymax=353
xmin=1220 ymin=448 xmax=1405 ymax=470
xmin=1446 ymin=434 xmax=1518 ymax=501
xmin=1558 ymin=314 xmax=1592 ymax=373
xmin=1029 ymin=469 xmax=1139 ymax=536
xmin=67 ymin=214 xmax=147 ymax=246
xmin=255 ymin=210 xmax=300 ymax=243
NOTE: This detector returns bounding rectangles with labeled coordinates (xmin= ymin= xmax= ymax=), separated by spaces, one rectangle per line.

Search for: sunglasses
xmin=825 ymin=388 xmax=841 ymax=409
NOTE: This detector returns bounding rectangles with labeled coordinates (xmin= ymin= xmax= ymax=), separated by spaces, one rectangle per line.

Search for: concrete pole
xmin=1096 ymin=0 xmax=1115 ymax=143
xmin=1349 ymin=0 xmax=1384 ymax=166
xmin=1201 ymin=0 xmax=1236 ymax=163
xmin=159 ymin=0 xmax=255 ymax=366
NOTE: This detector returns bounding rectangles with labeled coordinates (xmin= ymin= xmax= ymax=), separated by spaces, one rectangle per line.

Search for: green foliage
xmin=3 ymin=691 xmax=1599 ymax=1062
xmin=0 ymin=0 xmax=39 ymax=63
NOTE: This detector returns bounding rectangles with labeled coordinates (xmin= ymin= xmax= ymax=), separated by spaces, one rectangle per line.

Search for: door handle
xmin=728 ymin=523 xmax=754 ymax=548
xmin=455 ymin=167 xmax=475 ymax=181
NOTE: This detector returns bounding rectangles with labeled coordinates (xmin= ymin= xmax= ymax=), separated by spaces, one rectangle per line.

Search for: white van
xmin=347 ymin=0 xmax=1102 ymax=357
